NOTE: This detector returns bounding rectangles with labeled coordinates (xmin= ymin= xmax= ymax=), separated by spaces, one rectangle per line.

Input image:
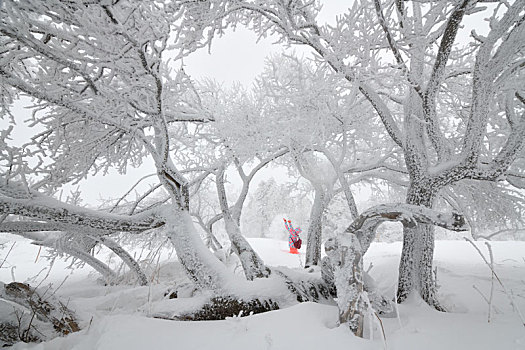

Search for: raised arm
xmin=283 ymin=218 xmax=293 ymax=232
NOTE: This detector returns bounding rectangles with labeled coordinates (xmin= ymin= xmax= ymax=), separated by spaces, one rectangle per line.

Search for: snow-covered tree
xmin=195 ymin=0 xmax=525 ymax=308
xmin=249 ymin=53 xmax=403 ymax=266
xmin=0 ymin=0 xmax=244 ymax=292
xmin=2 ymin=0 xmax=521 ymax=340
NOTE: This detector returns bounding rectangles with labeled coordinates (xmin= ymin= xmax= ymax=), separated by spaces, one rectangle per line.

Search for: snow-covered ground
xmin=1 ymin=233 xmax=524 ymax=350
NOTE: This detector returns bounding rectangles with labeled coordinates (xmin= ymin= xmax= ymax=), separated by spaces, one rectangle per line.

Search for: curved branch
xmin=346 ymin=203 xmax=468 ymax=254
xmin=99 ymin=237 xmax=149 ymax=286
xmin=0 ymin=196 xmax=164 ymax=233
xmin=31 ymin=240 xmax=117 ymax=284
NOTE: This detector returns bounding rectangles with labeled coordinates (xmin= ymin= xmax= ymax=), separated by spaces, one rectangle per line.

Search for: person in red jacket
xmin=283 ymin=218 xmax=302 ymax=254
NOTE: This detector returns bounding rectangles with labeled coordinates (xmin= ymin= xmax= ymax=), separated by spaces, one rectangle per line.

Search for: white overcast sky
xmin=183 ymin=1 xmax=350 ymax=87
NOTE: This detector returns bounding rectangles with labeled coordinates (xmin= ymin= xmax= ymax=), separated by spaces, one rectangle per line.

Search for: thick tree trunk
xmin=326 ymin=203 xmax=467 ymax=336
xmin=223 ymin=216 xmax=270 ymax=280
xmin=305 ymin=187 xmax=325 ymax=268
xmin=216 ymin=169 xmax=270 ymax=280
xmin=166 ymin=210 xmax=232 ymax=292
xmin=397 ymin=181 xmax=442 ymax=308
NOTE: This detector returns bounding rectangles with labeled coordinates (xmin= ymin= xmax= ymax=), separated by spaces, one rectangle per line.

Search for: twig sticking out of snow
xmin=0 ymin=242 xmax=16 ymax=269
xmin=472 ymin=285 xmax=502 ymax=316
xmin=374 ymin=312 xmax=388 ymax=350
xmin=465 ymin=238 xmax=525 ymax=327
xmin=486 ymin=242 xmax=495 ymax=323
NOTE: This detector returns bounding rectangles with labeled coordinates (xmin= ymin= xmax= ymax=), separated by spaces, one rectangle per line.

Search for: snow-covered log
xmin=0 ymin=282 xmax=80 ymax=346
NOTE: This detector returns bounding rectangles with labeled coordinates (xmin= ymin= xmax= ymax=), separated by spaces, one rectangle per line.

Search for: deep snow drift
xmin=0 ymin=234 xmax=524 ymax=350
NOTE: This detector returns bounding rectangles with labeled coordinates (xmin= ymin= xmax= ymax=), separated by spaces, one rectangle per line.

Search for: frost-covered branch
xmin=230 ymin=148 xmax=288 ymax=224
xmin=461 ymin=0 xmax=525 ymax=165
xmin=320 ymin=149 xmax=359 ymax=219
xmin=0 ymin=196 xmax=164 ymax=233
xmin=347 ymin=203 xmax=468 ymax=254
xmin=0 ymin=221 xmax=73 ymax=234
xmin=374 ymin=0 xmax=423 ymax=98
xmin=99 ymin=237 xmax=149 ymax=286
xmin=29 ymin=238 xmax=117 ymax=285
xmin=109 ymin=174 xmax=157 ymax=213
xmin=422 ymin=0 xmax=472 ymax=159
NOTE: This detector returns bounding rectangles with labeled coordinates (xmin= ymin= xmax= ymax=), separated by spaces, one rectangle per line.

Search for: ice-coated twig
xmin=0 ymin=241 xmax=16 ymax=269
xmin=472 ymin=285 xmax=502 ymax=315
xmin=374 ymin=312 xmax=388 ymax=350
xmin=465 ymin=238 xmax=525 ymax=327
xmin=486 ymin=242 xmax=495 ymax=323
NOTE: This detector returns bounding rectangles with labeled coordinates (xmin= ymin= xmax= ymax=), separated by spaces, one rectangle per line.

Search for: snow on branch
xmin=422 ymin=0 xmax=472 ymax=159
xmin=348 ymin=203 xmax=468 ymax=233
xmin=346 ymin=203 xmax=468 ymax=253
xmin=0 ymin=196 xmax=165 ymax=234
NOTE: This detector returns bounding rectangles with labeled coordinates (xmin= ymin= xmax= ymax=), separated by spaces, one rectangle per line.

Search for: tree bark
xmin=305 ymin=186 xmax=326 ymax=268
xmin=326 ymin=203 xmax=467 ymax=336
xmin=397 ymin=180 xmax=442 ymax=308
